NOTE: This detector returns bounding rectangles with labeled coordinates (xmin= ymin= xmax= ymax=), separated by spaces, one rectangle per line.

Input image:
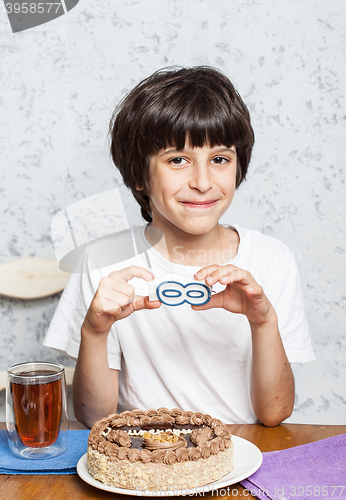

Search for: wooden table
xmin=0 ymin=422 xmax=345 ymax=499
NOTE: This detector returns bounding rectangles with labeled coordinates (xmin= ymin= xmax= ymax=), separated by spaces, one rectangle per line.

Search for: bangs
xmin=140 ymin=81 xmax=249 ymax=154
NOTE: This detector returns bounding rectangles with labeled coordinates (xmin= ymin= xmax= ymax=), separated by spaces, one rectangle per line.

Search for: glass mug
xmin=6 ymin=361 xmax=69 ymax=459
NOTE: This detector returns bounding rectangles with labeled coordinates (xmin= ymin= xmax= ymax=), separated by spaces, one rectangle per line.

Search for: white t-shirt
xmin=43 ymin=225 xmax=315 ymax=424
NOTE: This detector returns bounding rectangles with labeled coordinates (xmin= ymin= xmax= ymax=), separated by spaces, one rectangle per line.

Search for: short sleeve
xmin=43 ymin=250 xmax=122 ymax=368
xmin=265 ymin=250 xmax=315 ymax=363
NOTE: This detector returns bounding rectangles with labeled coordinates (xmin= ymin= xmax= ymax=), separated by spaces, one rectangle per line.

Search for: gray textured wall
xmin=0 ymin=0 xmax=345 ymax=424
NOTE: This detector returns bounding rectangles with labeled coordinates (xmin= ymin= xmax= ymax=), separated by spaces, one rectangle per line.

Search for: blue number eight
xmin=156 ymin=281 xmax=211 ymax=306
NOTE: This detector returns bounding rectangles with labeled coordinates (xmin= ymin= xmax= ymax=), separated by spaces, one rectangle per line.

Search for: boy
xmin=44 ymin=66 xmax=315 ymax=428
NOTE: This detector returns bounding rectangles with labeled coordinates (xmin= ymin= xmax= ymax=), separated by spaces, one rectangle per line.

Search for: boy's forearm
xmin=249 ymin=312 xmax=295 ymax=427
xmin=73 ymin=325 xmax=118 ymax=428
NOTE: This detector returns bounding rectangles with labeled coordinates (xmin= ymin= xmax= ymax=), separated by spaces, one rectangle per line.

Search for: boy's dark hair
xmin=110 ymin=66 xmax=255 ymax=223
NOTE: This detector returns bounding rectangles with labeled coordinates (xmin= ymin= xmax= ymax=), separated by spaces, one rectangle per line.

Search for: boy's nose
xmin=189 ymin=164 xmax=213 ymax=192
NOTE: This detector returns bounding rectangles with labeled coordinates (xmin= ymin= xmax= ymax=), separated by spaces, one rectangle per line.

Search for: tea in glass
xmin=6 ymin=362 xmax=69 ymax=458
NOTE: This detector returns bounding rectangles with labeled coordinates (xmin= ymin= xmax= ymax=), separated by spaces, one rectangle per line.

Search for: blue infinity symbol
xmin=156 ymin=281 xmax=211 ymax=306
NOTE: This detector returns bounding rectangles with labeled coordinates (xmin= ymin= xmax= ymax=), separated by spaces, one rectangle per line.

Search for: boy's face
xmin=148 ymin=143 xmax=237 ymax=237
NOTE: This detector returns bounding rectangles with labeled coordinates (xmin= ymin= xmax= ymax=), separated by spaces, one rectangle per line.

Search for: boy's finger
xmin=99 ymin=277 xmax=135 ymax=298
xmin=132 ymin=295 xmax=161 ymax=312
xmin=97 ymin=289 xmax=133 ymax=312
xmin=191 ymin=291 xmax=224 ymax=311
xmin=108 ymin=266 xmax=155 ymax=283
xmin=195 ymin=264 xmax=247 ymax=285
xmin=201 ymin=265 xmax=247 ymax=285
xmin=245 ymin=284 xmax=264 ymax=298
xmin=96 ymin=296 xmax=123 ymax=315
xmin=218 ymin=269 xmax=255 ymax=286
xmin=194 ymin=265 xmax=221 ymax=280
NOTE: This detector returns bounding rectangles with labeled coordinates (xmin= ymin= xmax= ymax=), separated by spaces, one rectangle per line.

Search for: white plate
xmin=77 ymin=435 xmax=262 ymax=496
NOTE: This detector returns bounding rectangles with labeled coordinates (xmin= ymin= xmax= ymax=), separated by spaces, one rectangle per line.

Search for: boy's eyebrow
xmin=159 ymin=146 xmax=236 ymax=157
xmin=159 ymin=148 xmax=178 ymax=157
xmin=213 ymin=147 xmax=237 ymax=155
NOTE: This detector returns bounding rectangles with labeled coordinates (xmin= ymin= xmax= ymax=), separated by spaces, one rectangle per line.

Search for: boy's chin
xmin=175 ymin=221 xmax=220 ymax=236
xmin=152 ymin=213 xmax=221 ymax=237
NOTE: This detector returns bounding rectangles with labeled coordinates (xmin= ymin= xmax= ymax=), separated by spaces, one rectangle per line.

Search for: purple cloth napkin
xmin=240 ymin=433 xmax=346 ymax=500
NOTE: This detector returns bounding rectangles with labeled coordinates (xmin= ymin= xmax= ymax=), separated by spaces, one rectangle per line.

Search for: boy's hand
xmin=193 ymin=264 xmax=275 ymax=325
xmin=83 ymin=266 xmax=161 ymax=335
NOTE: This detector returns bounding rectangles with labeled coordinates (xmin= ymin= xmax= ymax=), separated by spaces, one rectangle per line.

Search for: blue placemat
xmin=0 ymin=429 xmax=89 ymax=475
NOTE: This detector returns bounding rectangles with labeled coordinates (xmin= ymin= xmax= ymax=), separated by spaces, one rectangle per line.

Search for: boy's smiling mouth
xmin=180 ymin=199 xmax=219 ymax=208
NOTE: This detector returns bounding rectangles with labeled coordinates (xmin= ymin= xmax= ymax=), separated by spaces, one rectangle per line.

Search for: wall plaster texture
xmin=0 ymin=0 xmax=345 ymax=423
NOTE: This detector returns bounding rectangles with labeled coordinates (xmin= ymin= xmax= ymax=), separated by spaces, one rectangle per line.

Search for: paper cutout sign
xmin=5 ymin=0 xmax=80 ymax=34
xmin=156 ymin=280 xmax=211 ymax=306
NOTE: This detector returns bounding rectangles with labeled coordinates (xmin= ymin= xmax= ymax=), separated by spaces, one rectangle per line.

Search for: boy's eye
xmin=169 ymin=157 xmax=187 ymax=165
xmin=212 ymin=156 xmax=228 ymax=164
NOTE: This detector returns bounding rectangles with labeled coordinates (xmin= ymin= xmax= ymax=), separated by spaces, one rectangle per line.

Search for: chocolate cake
xmin=87 ymin=408 xmax=233 ymax=491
